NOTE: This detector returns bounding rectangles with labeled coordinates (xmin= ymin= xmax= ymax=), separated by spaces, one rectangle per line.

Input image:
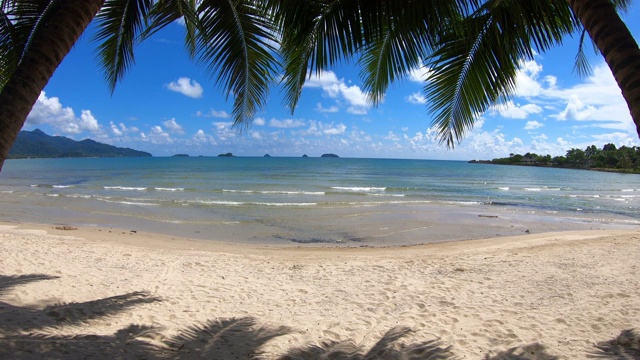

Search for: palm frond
xmin=573 ymin=29 xmax=593 ymax=78
xmin=141 ymin=0 xmax=198 ymax=57
xmin=425 ymin=0 xmax=576 ymax=147
xmin=276 ymin=0 xmax=365 ymax=113
xmin=95 ymin=0 xmax=154 ymax=92
xmin=0 ymin=0 xmax=59 ymax=90
xmin=195 ymin=0 xmax=279 ymax=127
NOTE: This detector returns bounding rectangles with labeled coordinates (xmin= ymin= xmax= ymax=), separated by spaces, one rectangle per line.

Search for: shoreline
xmin=1 ymin=222 xmax=639 ymax=358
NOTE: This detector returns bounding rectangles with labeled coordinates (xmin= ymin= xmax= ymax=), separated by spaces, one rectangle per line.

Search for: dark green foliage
xmin=8 ymin=129 xmax=151 ymax=158
xmin=480 ymin=143 xmax=640 ymax=173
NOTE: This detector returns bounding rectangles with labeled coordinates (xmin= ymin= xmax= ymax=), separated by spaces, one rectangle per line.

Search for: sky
xmin=22 ymin=5 xmax=640 ymax=160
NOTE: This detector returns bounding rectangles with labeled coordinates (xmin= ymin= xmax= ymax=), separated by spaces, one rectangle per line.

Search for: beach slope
xmin=1 ymin=223 xmax=638 ymax=359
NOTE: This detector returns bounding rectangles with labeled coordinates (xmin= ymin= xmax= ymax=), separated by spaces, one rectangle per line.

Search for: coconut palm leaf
xmin=425 ymin=0 xmax=578 ymax=147
xmin=141 ymin=0 xmax=198 ymax=57
xmin=195 ymin=0 xmax=279 ymax=127
xmin=276 ymin=0 xmax=366 ymax=113
xmin=95 ymin=0 xmax=154 ymax=92
xmin=0 ymin=0 xmax=59 ymax=90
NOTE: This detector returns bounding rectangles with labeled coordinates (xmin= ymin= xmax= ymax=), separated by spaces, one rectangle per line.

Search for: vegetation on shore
xmin=471 ymin=144 xmax=640 ymax=173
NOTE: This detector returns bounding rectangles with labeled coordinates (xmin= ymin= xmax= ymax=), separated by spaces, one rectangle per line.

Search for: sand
xmin=0 ymin=222 xmax=639 ymax=359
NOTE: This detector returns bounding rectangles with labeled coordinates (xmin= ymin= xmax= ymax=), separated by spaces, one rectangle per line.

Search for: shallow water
xmin=1 ymin=157 xmax=638 ymax=245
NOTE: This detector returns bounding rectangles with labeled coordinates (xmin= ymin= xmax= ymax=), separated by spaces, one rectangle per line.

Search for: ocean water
xmin=1 ymin=157 xmax=638 ymax=245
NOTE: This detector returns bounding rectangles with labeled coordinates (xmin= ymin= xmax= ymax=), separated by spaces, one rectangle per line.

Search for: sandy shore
xmin=1 ymin=222 xmax=639 ymax=359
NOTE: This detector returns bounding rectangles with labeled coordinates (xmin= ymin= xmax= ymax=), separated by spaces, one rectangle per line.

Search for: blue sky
xmin=23 ymin=5 xmax=640 ymax=160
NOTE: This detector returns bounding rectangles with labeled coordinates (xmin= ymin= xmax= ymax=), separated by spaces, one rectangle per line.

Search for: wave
xmin=154 ymin=187 xmax=184 ymax=191
xmin=185 ymin=200 xmax=317 ymax=207
xmin=104 ymin=186 xmax=148 ymax=191
xmin=523 ymin=187 xmax=561 ymax=192
xmin=53 ymin=185 xmax=74 ymax=188
xmin=332 ymin=186 xmax=386 ymax=192
xmin=498 ymin=187 xmax=510 ymax=191
xmin=223 ymin=189 xmax=324 ymax=196
xmin=97 ymin=198 xmax=159 ymax=206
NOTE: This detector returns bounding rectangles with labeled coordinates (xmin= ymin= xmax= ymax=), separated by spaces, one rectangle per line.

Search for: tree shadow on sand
xmin=587 ymin=329 xmax=640 ymax=359
xmin=483 ymin=343 xmax=559 ymax=360
xmin=278 ymin=326 xmax=454 ymax=360
xmin=0 ymin=274 xmax=161 ymax=333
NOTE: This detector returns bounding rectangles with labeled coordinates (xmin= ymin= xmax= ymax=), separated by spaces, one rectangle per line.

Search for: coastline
xmin=1 ymin=222 xmax=638 ymax=358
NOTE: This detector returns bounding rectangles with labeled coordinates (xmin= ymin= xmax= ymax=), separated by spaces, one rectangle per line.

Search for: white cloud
xmin=406 ymin=92 xmax=427 ymax=105
xmin=315 ymin=103 xmax=339 ymax=113
xmin=524 ymin=120 xmax=544 ymax=130
xmin=166 ymin=77 xmax=203 ymax=98
xmin=142 ymin=126 xmax=174 ymax=144
xmin=407 ymin=67 xmax=432 ymax=82
xmin=212 ymin=121 xmax=236 ymax=140
xmin=269 ymin=118 xmax=306 ymax=128
xmin=304 ymin=71 xmax=372 ymax=114
xmin=297 ymin=120 xmax=347 ymax=136
xmin=192 ymin=129 xmax=217 ymax=145
xmin=253 ymin=117 xmax=266 ymax=126
xmin=26 ymin=92 xmax=102 ymax=134
xmin=162 ymin=118 xmax=185 ymax=134
xmin=493 ymin=101 xmax=543 ymax=119
xmin=196 ymin=108 xmax=229 ymax=118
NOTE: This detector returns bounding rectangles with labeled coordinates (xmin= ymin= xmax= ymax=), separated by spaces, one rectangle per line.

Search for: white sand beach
xmin=1 ymin=222 xmax=639 ymax=359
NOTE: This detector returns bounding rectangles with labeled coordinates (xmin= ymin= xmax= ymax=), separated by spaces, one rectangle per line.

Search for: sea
xmin=1 ymin=157 xmax=638 ymax=246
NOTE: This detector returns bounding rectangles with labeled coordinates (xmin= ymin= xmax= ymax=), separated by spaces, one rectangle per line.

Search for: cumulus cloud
xmin=524 ymin=121 xmax=544 ymax=130
xmin=406 ymin=92 xmax=427 ymax=105
xmin=141 ymin=126 xmax=174 ymax=144
xmin=304 ymin=71 xmax=371 ymax=114
xmin=196 ymin=108 xmax=229 ymax=118
xmin=192 ymin=129 xmax=217 ymax=145
xmin=269 ymin=118 xmax=306 ymax=128
xmin=166 ymin=77 xmax=203 ymax=98
xmin=26 ymin=92 xmax=101 ymax=134
xmin=297 ymin=120 xmax=347 ymax=136
xmin=253 ymin=117 xmax=266 ymax=126
xmin=162 ymin=118 xmax=185 ymax=134
xmin=407 ymin=67 xmax=432 ymax=82
xmin=493 ymin=101 xmax=543 ymax=119
xmin=315 ymin=103 xmax=339 ymax=113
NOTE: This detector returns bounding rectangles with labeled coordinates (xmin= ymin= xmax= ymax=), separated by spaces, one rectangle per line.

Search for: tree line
xmin=479 ymin=144 xmax=640 ymax=173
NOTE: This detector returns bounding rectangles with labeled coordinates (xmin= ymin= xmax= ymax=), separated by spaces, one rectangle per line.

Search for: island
xmin=302 ymin=154 xmax=309 ymax=158
xmin=8 ymin=129 xmax=152 ymax=158
xmin=172 ymin=154 xmax=189 ymax=157
xmin=264 ymin=154 xmax=271 ymax=157
xmin=321 ymin=153 xmax=339 ymax=158
xmin=470 ymin=143 xmax=639 ymax=174
xmin=217 ymin=152 xmax=234 ymax=157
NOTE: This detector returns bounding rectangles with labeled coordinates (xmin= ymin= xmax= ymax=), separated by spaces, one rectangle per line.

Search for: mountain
xmin=8 ymin=129 xmax=152 ymax=159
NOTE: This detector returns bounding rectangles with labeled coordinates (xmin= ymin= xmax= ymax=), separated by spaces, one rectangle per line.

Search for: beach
xmin=1 ymin=222 xmax=638 ymax=359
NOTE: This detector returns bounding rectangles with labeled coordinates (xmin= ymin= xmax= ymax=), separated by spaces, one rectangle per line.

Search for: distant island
xmin=217 ymin=152 xmax=234 ymax=157
xmin=8 ymin=129 xmax=151 ymax=159
xmin=264 ymin=154 xmax=271 ymax=157
xmin=302 ymin=154 xmax=308 ymax=158
xmin=470 ymin=143 xmax=639 ymax=174
xmin=172 ymin=154 xmax=189 ymax=157
xmin=321 ymin=153 xmax=339 ymax=158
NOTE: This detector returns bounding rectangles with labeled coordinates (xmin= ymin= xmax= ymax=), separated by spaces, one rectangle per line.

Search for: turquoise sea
xmin=1 ymin=157 xmax=638 ymax=245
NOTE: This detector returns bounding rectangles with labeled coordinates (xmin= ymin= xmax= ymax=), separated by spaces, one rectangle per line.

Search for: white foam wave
xmin=332 ymin=186 xmax=386 ymax=192
xmin=104 ymin=186 xmax=148 ymax=191
xmin=98 ymin=198 xmax=158 ymax=206
xmin=154 ymin=187 xmax=184 ymax=191
xmin=367 ymin=193 xmax=406 ymax=197
xmin=498 ymin=187 xmax=509 ymax=191
xmin=53 ymin=185 xmax=73 ymax=188
xmin=46 ymin=194 xmax=60 ymax=197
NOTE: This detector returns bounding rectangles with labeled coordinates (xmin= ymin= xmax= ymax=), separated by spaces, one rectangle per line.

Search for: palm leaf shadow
xmin=484 ymin=343 xmax=558 ymax=360
xmin=0 ymin=274 xmax=60 ymax=295
xmin=0 ymin=324 xmax=158 ymax=359
xmin=279 ymin=326 xmax=454 ymax=360
xmin=0 ymin=273 xmax=161 ymax=332
xmin=161 ymin=317 xmax=291 ymax=359
xmin=588 ymin=329 xmax=640 ymax=359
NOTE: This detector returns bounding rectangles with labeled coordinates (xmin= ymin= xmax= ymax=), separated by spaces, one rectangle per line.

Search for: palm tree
xmin=0 ymin=0 xmax=279 ymax=171
xmin=275 ymin=0 xmax=639 ymax=146
xmin=0 ymin=0 xmax=638 ymax=172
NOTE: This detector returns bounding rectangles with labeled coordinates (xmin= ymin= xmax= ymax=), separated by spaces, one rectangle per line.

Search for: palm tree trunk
xmin=568 ymin=0 xmax=640 ymax=138
xmin=0 ymin=0 xmax=105 ymax=171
